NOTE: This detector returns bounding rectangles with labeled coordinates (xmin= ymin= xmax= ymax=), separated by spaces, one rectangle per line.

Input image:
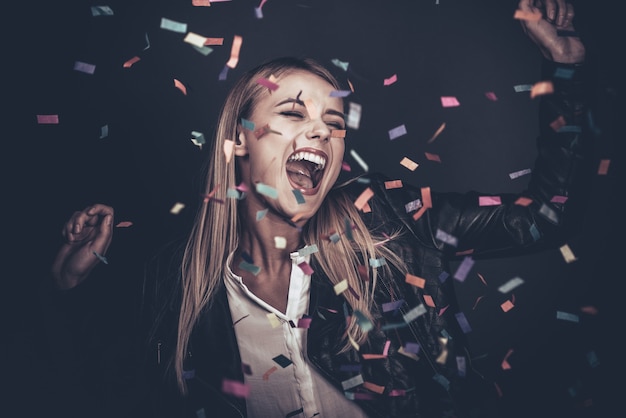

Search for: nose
xmin=305 ymin=119 xmax=331 ymax=142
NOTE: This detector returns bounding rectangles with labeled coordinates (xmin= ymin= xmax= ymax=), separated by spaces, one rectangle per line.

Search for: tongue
xmin=286 ymin=161 xmax=314 ymax=189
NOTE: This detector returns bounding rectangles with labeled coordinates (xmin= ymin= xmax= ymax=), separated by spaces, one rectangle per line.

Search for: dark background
xmin=4 ymin=0 xmax=621 ymax=417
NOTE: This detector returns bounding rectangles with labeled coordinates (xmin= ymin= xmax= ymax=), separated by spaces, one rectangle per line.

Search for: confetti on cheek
xmin=440 ymin=96 xmax=460 ymax=107
xmin=597 ymin=159 xmax=610 ymax=175
xmin=478 ymin=196 xmax=502 ymax=206
xmin=399 ymin=157 xmax=418 ymax=171
xmin=255 ymin=183 xmax=278 ymax=199
xmin=331 ymin=129 xmax=346 ymax=138
xmin=174 ymin=79 xmax=187 ymax=95
xmin=388 ymin=124 xmax=407 ymax=140
xmin=123 ymin=56 xmax=140 ymax=68
xmin=221 ymin=379 xmax=249 ymax=398
xmin=115 ymin=221 xmax=133 ymax=228
xmin=383 ymin=74 xmax=398 ymax=86
xmin=37 ymin=114 xmax=59 ymax=124
xmin=513 ymin=9 xmax=542 ymax=21
xmin=530 ymin=80 xmax=554 ymax=98
xmin=226 ymin=35 xmax=243 ymax=69
xmin=241 ymin=118 xmax=255 ymax=131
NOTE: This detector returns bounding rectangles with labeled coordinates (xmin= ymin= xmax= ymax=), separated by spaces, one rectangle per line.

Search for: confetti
xmin=440 ymin=96 xmax=460 ymax=107
xmin=453 ymin=256 xmax=474 ymax=282
xmin=404 ymin=199 xmax=422 ymax=213
xmin=174 ymin=79 xmax=187 ymax=95
xmin=184 ymin=32 xmax=208 ymax=48
xmin=170 ymin=202 xmax=185 ymax=214
xmin=226 ymin=35 xmax=243 ymax=69
xmin=346 ymin=102 xmax=362 ymax=129
xmin=514 ymin=196 xmax=533 ymax=206
xmin=256 ymin=77 xmax=279 ymax=91
xmin=509 ymin=168 xmax=531 ymax=179
xmin=297 ymin=316 xmax=312 ymax=328
xmin=160 ymin=17 xmax=187 ymax=33
xmin=333 ymin=279 xmax=348 ymax=295
xmin=363 ymin=381 xmax=385 ymax=394
xmin=501 ymin=349 xmax=514 ymax=370
xmin=91 ymin=5 xmax=114 ymax=16
xmin=331 ymin=58 xmax=349 ymax=71
xmin=549 ymin=115 xmax=566 ymax=131
xmin=424 ymin=152 xmax=441 ymax=162
xmin=93 ymin=251 xmax=108 ymax=264
xmin=266 ymin=313 xmax=281 ymax=328
xmin=369 ymin=257 xmax=387 ymax=268
xmin=296 ymin=244 xmax=318 ymax=256
xmin=513 ymin=84 xmax=533 ymax=93
xmin=384 ymin=180 xmax=402 ymax=189
xmin=478 ymin=196 xmax=501 ymax=206
xmin=36 ymin=114 xmax=59 ymax=124
xmin=513 ymin=9 xmax=542 ymax=22
xmin=354 ymin=187 xmax=374 ymax=210
xmin=554 ymin=67 xmax=575 ymax=80
xmin=435 ymin=229 xmax=458 ymax=246
xmin=597 ymin=159 xmax=610 ymax=175
xmin=530 ymin=81 xmax=554 ymax=98
xmin=330 ymin=90 xmax=351 ymax=97
xmin=538 ymin=203 xmax=559 ymax=224
xmin=331 ymin=129 xmax=346 ymax=138
xmin=399 ymin=157 xmax=418 ymax=171
xmin=427 ymin=122 xmax=446 ymax=143
xmin=123 ymin=56 xmax=140 ymax=68
xmin=383 ymin=74 xmax=398 ymax=86
xmin=484 ymin=91 xmax=498 ymax=101
xmin=115 ymin=221 xmax=133 ymax=228
xmin=403 ymin=304 xmax=427 ymax=323
xmin=455 ymin=312 xmax=472 ymax=333
xmin=556 ymin=310 xmax=579 ymax=323
xmin=221 ymin=379 xmax=249 ymax=398
xmin=341 ymin=374 xmax=364 ymax=390
xmin=349 ymin=149 xmax=369 ymax=172
xmin=559 ymin=244 xmax=577 ymax=263
xmin=272 ymin=354 xmax=292 ymax=368
xmin=405 ymin=273 xmax=425 ymax=288
xmin=193 ymin=0 xmax=211 ymax=6
xmin=74 ymin=61 xmax=96 ymax=74
xmin=551 ymin=195 xmax=568 ymax=204
xmin=190 ymin=131 xmax=205 ymax=148
xmin=498 ymin=277 xmax=524 ymax=293
xmin=388 ymin=124 xmax=407 ymax=140
xmin=500 ymin=300 xmax=514 ymax=312
xmin=297 ymin=261 xmax=314 ymax=275
xmin=354 ymin=310 xmax=374 ymax=332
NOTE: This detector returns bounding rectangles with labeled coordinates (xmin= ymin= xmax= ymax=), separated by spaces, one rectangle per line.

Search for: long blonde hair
xmin=174 ymin=57 xmax=407 ymax=392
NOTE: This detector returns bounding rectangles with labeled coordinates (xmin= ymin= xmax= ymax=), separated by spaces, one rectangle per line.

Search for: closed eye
xmin=280 ymin=111 xmax=304 ymax=118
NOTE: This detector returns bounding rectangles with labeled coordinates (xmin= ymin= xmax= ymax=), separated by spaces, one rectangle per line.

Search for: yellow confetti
xmin=530 ymin=81 xmax=554 ymax=98
xmin=266 ymin=313 xmax=281 ymax=328
xmin=333 ymin=279 xmax=348 ymax=295
xmin=559 ymin=244 xmax=577 ymax=263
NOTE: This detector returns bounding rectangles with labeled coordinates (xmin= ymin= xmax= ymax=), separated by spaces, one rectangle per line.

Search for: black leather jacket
xmin=44 ymin=60 xmax=587 ymax=418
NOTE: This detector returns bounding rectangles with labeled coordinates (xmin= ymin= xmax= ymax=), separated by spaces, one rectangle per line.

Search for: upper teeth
xmin=288 ymin=152 xmax=326 ymax=170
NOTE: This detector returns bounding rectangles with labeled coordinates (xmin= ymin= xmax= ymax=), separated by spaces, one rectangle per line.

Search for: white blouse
xmin=225 ymin=251 xmax=368 ymax=418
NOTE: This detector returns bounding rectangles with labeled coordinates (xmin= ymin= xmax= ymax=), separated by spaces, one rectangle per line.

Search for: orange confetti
xmin=204 ymin=37 xmax=224 ymax=45
xmin=400 ymin=157 xmax=419 ymax=171
xmin=501 ymin=349 xmax=514 ymax=370
xmin=123 ymin=56 xmax=140 ymax=68
xmin=597 ymin=159 xmax=610 ymax=175
xmin=427 ymin=122 xmax=446 ymax=144
xmin=331 ymin=129 xmax=346 ymax=138
xmin=405 ymin=273 xmax=425 ymax=288
xmin=421 ymin=187 xmax=432 ymax=208
xmin=500 ymin=300 xmax=515 ymax=312
xmin=363 ymin=382 xmax=385 ymax=394
xmin=354 ymin=187 xmax=374 ymax=211
xmin=192 ymin=0 xmax=211 ymax=6
xmin=303 ymin=98 xmax=320 ymax=119
xmin=384 ymin=180 xmax=403 ymax=189
xmin=423 ymin=294 xmax=436 ymax=308
xmin=174 ymin=78 xmax=187 ymax=95
xmin=530 ymin=81 xmax=554 ymax=98
xmin=514 ymin=196 xmax=533 ymax=206
xmin=226 ymin=35 xmax=243 ymax=69
xmin=262 ymin=366 xmax=277 ymax=380
xmin=362 ymin=202 xmax=371 ymax=213
xmin=513 ymin=9 xmax=542 ymax=21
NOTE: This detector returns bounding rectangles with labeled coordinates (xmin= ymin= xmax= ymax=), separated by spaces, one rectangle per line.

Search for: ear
xmin=234 ymin=128 xmax=249 ymax=156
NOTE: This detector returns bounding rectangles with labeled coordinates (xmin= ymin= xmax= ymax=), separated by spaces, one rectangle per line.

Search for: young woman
xmin=49 ymin=1 xmax=587 ymax=416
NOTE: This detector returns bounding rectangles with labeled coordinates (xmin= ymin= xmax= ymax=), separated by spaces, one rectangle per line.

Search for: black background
xmin=4 ymin=0 xmax=621 ymax=417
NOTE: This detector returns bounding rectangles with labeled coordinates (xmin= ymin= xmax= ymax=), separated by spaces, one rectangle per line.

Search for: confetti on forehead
xmin=303 ymin=99 xmax=320 ymax=119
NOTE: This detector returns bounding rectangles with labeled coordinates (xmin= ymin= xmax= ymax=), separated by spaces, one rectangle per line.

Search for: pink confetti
xmin=297 ymin=261 xmax=314 ymax=275
xmin=440 ymin=96 xmax=460 ymax=107
xmin=550 ymin=195 xmax=568 ymax=204
xmin=36 ymin=114 xmax=59 ymax=124
xmin=383 ymin=74 xmax=398 ymax=86
xmin=221 ymin=379 xmax=249 ymax=398
xmin=256 ymin=77 xmax=279 ymax=91
xmin=478 ymin=196 xmax=502 ymax=206
xmin=485 ymin=91 xmax=498 ymax=101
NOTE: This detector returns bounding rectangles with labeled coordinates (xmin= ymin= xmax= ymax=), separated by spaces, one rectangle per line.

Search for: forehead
xmin=264 ymin=70 xmax=343 ymax=108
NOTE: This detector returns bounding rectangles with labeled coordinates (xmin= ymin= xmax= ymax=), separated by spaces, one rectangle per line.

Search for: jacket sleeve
xmin=374 ymin=59 xmax=588 ymax=258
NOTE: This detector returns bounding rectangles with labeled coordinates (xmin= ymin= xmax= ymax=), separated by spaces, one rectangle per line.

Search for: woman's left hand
xmin=517 ymin=0 xmax=585 ymax=64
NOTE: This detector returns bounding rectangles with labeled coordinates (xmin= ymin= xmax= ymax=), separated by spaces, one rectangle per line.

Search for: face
xmin=235 ymin=70 xmax=346 ymax=222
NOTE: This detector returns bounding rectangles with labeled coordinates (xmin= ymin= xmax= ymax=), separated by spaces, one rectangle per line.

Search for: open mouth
xmin=286 ymin=149 xmax=327 ymax=195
